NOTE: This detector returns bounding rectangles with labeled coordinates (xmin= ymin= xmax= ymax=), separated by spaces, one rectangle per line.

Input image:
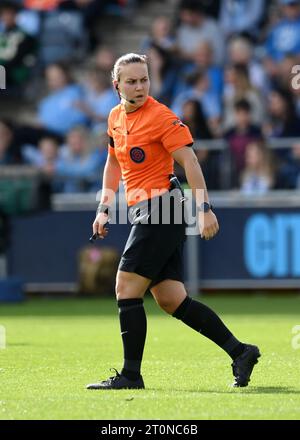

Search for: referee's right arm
xmin=100 ymin=153 xmax=121 ymax=206
xmin=93 ymin=154 xmax=121 ymax=238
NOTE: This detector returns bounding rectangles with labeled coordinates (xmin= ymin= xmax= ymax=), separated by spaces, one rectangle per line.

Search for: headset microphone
xmin=122 ymin=95 xmax=136 ymax=104
xmin=116 ymin=85 xmax=135 ymax=104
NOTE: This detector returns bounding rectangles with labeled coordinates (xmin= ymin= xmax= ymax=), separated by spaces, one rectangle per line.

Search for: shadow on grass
xmin=147 ymin=386 xmax=300 ymax=395
xmin=0 ymin=295 xmax=299 ymax=317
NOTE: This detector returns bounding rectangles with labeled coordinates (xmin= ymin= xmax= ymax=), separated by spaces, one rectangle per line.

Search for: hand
xmin=198 ymin=210 xmax=219 ymax=240
xmin=92 ymin=212 xmax=109 ymax=239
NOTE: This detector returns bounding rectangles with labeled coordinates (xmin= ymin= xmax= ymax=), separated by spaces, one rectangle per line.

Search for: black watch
xmin=199 ymin=202 xmax=213 ymax=213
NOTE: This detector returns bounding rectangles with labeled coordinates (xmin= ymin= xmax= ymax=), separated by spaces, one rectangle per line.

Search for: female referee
xmin=86 ymin=53 xmax=260 ymax=390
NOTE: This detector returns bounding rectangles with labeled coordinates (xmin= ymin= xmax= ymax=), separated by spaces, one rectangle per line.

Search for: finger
xmin=204 ymin=227 xmax=215 ymax=240
xmin=97 ymin=224 xmax=105 ymax=236
xmin=93 ymin=221 xmax=99 ymax=235
xmin=203 ymin=231 xmax=211 ymax=240
xmin=98 ymin=227 xmax=109 ymax=239
xmin=213 ymin=222 xmax=219 ymax=235
xmin=206 ymin=226 xmax=214 ymax=238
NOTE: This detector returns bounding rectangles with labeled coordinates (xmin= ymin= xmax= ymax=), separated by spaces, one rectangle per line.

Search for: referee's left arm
xmin=172 ymin=147 xmax=219 ymax=240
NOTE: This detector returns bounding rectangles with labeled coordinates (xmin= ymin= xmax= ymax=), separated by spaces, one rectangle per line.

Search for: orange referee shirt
xmin=107 ymin=96 xmax=193 ymax=207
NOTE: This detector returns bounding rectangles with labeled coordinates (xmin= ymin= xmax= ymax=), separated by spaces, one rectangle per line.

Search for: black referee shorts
xmin=118 ymin=192 xmax=186 ymax=288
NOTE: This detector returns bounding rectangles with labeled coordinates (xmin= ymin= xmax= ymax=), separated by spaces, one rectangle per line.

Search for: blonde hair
xmin=111 ymin=53 xmax=148 ymax=82
xmin=242 ymin=141 xmax=276 ymax=186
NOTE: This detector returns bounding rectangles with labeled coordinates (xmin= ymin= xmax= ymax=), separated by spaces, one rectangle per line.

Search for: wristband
xmin=96 ymin=203 xmax=111 ymax=217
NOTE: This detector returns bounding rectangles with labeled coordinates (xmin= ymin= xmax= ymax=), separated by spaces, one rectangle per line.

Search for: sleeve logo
xmin=172 ymin=119 xmax=185 ymax=127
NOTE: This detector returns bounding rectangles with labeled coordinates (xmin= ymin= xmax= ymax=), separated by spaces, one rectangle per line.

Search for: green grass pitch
xmin=0 ymin=295 xmax=300 ymax=420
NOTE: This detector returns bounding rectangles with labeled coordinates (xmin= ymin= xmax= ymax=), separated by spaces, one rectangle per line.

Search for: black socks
xmin=117 ymin=295 xmax=244 ymax=382
xmin=172 ymin=296 xmax=245 ymax=360
xmin=118 ymin=298 xmax=147 ymax=381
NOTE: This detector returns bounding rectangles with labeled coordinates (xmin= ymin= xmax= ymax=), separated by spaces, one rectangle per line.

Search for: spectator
xmin=274 ymin=53 xmax=300 ymax=92
xmin=24 ymin=0 xmax=59 ymax=9
xmin=176 ymin=0 xmax=225 ymax=64
xmin=264 ymin=87 xmax=300 ymax=164
xmin=38 ymin=5 xmax=87 ymax=65
xmin=264 ymin=87 xmax=300 ymax=138
xmin=196 ymin=0 xmax=221 ymax=19
xmin=141 ymin=16 xmax=176 ymax=53
xmin=21 ymin=136 xmax=62 ymax=191
xmin=0 ymin=118 xmax=19 ymax=164
xmin=225 ymin=99 xmax=263 ymax=185
xmin=0 ymin=0 xmax=36 ymax=89
xmin=22 ymin=136 xmax=59 ymax=169
xmin=223 ymin=63 xmax=266 ymax=129
xmin=77 ymin=66 xmax=119 ymax=133
xmin=264 ymin=0 xmax=300 ymax=78
xmin=219 ymin=0 xmax=266 ymax=41
xmin=180 ymin=99 xmax=220 ymax=189
xmin=146 ymin=44 xmax=178 ymax=105
xmin=240 ymin=140 xmax=276 ymax=195
xmin=228 ymin=36 xmax=269 ymax=93
xmin=55 ymin=126 xmax=106 ymax=193
xmin=175 ymin=40 xmax=224 ymax=98
xmin=58 ymin=0 xmax=108 ymax=50
xmin=38 ymin=63 xmax=88 ymax=136
xmin=181 ymin=98 xmax=213 ymax=140
xmin=94 ymin=45 xmax=116 ymax=75
xmin=277 ymin=142 xmax=300 ymax=188
xmin=290 ymin=62 xmax=300 ymax=117
xmin=171 ymin=69 xmax=221 ymax=135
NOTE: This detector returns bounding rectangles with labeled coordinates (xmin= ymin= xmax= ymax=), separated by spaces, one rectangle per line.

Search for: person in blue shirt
xmin=173 ymin=40 xmax=224 ymax=100
xmin=171 ymin=69 xmax=221 ymax=135
xmin=220 ymin=0 xmax=266 ymax=41
xmin=76 ymin=66 xmax=119 ymax=134
xmin=264 ymin=0 xmax=300 ymax=77
xmin=54 ymin=126 xmax=106 ymax=193
xmin=38 ymin=63 xmax=88 ymax=136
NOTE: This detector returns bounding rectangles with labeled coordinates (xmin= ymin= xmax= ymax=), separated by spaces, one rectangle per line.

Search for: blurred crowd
xmin=1 ymin=0 xmax=300 ymax=195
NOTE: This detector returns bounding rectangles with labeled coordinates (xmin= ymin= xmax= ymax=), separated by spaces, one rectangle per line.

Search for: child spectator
xmin=225 ymin=99 xmax=263 ymax=185
xmin=240 ymin=140 xmax=276 ymax=195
